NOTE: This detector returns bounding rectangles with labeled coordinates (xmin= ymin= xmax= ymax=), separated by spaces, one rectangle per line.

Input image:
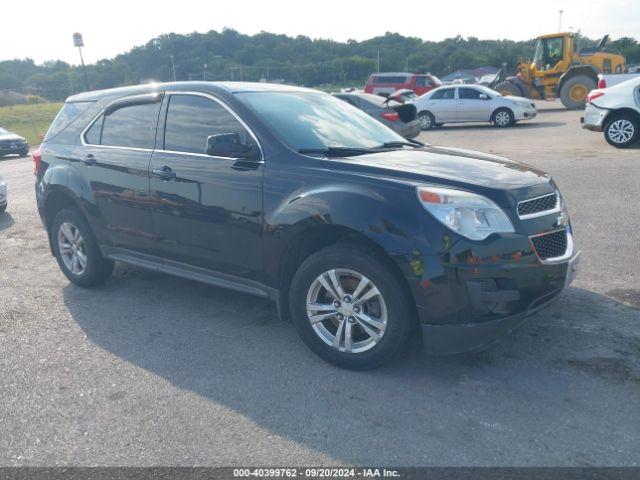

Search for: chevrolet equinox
xmin=35 ymin=82 xmax=580 ymax=369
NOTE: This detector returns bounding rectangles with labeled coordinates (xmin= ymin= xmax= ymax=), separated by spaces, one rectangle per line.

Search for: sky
xmin=1 ymin=0 xmax=638 ymax=65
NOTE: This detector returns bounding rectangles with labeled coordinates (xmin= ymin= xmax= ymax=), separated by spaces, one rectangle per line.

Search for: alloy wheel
xmin=57 ymin=222 xmax=87 ymax=276
xmin=419 ymin=114 xmax=432 ymax=129
xmin=607 ymin=119 xmax=635 ymax=144
xmin=306 ymin=268 xmax=387 ymax=353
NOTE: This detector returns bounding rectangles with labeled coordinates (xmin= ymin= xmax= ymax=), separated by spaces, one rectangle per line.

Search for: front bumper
xmin=581 ymin=104 xmax=609 ymax=131
xmin=514 ymin=105 xmax=537 ymax=121
xmin=420 ymin=250 xmax=581 ymax=355
xmin=0 ymin=144 xmax=29 ymax=155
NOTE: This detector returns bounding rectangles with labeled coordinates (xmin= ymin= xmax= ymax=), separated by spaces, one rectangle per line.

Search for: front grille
xmin=518 ymin=193 xmax=558 ymax=217
xmin=531 ymin=229 xmax=568 ymax=260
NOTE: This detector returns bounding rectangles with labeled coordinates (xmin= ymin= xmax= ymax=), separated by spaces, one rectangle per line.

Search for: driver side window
xmin=163 ymin=94 xmax=254 ymax=155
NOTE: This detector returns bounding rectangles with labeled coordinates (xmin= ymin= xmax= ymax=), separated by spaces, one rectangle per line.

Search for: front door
xmin=148 ymin=92 xmax=264 ymax=281
xmin=456 ymin=87 xmax=492 ymax=121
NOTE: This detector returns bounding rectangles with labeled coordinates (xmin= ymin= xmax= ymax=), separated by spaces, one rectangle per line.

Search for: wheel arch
xmin=42 ymin=188 xmax=90 ymax=254
xmin=276 ymin=223 xmax=419 ymax=327
xmin=558 ymin=65 xmax=599 ymax=94
xmin=604 ymin=107 xmax=640 ymax=125
xmin=491 ymin=106 xmax=514 ymax=120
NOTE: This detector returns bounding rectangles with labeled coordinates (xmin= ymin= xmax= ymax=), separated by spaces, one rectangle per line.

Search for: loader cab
xmin=533 ymin=34 xmax=568 ymax=71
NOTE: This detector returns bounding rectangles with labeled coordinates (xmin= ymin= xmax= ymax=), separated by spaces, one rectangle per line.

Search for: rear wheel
xmin=289 ymin=245 xmax=413 ymax=370
xmin=52 ymin=208 xmax=114 ymax=287
xmin=418 ymin=111 xmax=435 ymax=130
xmin=560 ymin=75 xmax=597 ymax=110
xmin=492 ymin=108 xmax=515 ymax=128
xmin=604 ymin=113 xmax=639 ymax=148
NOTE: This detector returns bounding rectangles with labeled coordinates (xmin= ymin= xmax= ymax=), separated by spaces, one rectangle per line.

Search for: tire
xmin=418 ymin=111 xmax=435 ymax=130
xmin=51 ymin=208 xmax=114 ymax=287
xmin=495 ymin=81 xmax=523 ymax=97
xmin=560 ymin=75 xmax=597 ymax=110
xmin=289 ymin=245 xmax=413 ymax=370
xmin=603 ymin=113 xmax=640 ymax=148
xmin=492 ymin=108 xmax=515 ymax=128
xmin=0 ymin=204 xmax=6 ymax=213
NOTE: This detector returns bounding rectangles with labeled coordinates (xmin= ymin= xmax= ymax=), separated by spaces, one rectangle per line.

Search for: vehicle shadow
xmin=0 ymin=212 xmax=15 ymax=231
xmin=435 ymin=121 xmax=566 ymax=131
xmin=63 ymin=265 xmax=640 ymax=465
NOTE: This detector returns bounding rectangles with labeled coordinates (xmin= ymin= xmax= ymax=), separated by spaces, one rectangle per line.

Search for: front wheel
xmin=289 ymin=246 xmax=413 ymax=370
xmin=604 ymin=114 xmax=639 ymax=148
xmin=52 ymin=208 xmax=114 ymax=287
xmin=492 ymin=108 xmax=515 ymax=128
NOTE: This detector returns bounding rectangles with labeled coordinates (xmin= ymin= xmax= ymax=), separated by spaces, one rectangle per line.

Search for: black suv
xmin=36 ymin=82 xmax=580 ymax=369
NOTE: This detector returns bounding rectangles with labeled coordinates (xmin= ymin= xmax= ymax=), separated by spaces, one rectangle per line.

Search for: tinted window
xmin=372 ymin=76 xmax=407 ymax=84
xmin=84 ymin=116 xmax=103 ymax=145
xmin=238 ymin=92 xmax=404 ymax=151
xmin=431 ymin=89 xmax=456 ymax=100
xmin=459 ymin=88 xmax=483 ymax=100
xmin=100 ymin=102 xmax=159 ymax=149
xmin=164 ymin=95 xmax=253 ymax=155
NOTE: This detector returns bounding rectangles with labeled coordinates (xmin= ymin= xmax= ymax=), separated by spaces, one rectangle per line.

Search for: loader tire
xmin=560 ymin=75 xmax=596 ymax=110
xmin=495 ymin=81 xmax=523 ymax=97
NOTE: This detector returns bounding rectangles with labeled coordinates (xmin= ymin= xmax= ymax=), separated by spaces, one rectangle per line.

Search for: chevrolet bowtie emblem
xmin=556 ymin=212 xmax=569 ymax=228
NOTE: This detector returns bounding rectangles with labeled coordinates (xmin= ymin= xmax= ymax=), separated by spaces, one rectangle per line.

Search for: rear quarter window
xmin=44 ymin=101 xmax=94 ymax=141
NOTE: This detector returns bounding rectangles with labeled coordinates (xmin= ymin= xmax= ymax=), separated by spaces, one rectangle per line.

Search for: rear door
xmin=80 ymin=94 xmax=161 ymax=254
xmin=425 ymin=88 xmax=457 ymax=122
xmin=147 ymin=92 xmax=264 ymax=280
xmin=457 ymin=87 xmax=492 ymax=121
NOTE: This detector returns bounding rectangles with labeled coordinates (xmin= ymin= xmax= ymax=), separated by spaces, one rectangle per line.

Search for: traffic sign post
xmin=73 ymin=33 xmax=90 ymax=91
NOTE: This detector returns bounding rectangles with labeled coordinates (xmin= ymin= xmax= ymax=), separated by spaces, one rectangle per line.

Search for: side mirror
xmin=479 ymin=93 xmax=489 ymax=100
xmin=205 ymin=133 xmax=257 ymax=159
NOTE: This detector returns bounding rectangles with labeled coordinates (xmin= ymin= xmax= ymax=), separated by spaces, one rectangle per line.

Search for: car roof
xmin=65 ymin=81 xmax=317 ymax=102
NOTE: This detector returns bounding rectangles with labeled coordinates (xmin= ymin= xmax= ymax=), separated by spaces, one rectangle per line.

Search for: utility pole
xmin=203 ymin=63 xmax=207 ymax=81
xmin=558 ymin=9 xmax=564 ymax=32
xmin=72 ymin=33 xmax=90 ymax=91
xmin=170 ymin=55 xmax=177 ymax=81
xmin=377 ymin=48 xmax=380 ymax=73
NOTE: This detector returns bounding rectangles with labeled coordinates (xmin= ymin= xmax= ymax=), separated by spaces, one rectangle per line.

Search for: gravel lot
xmin=0 ymin=102 xmax=639 ymax=466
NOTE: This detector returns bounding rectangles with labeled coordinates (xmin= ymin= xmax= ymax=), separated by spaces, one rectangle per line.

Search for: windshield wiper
xmin=375 ymin=139 xmax=424 ymax=149
xmin=298 ymin=146 xmax=375 ymax=157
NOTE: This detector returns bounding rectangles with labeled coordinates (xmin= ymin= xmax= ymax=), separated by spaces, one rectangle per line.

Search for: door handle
xmin=82 ymin=154 xmax=96 ymax=166
xmin=152 ymin=166 xmax=176 ymax=181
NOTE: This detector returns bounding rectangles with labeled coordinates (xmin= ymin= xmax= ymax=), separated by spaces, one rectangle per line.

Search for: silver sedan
xmin=412 ymin=85 xmax=537 ymax=129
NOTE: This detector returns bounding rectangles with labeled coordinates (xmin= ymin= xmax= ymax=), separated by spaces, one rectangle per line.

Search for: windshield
xmin=533 ymin=39 xmax=544 ymax=64
xmin=237 ymin=91 xmax=405 ymax=152
xmin=0 ymin=127 xmax=9 ymax=135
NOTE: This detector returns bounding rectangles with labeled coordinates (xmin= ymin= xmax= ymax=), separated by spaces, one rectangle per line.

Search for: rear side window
xmin=415 ymin=76 xmax=433 ymax=87
xmin=45 ymin=101 xmax=94 ymax=140
xmin=372 ymin=76 xmax=407 ymax=84
xmin=163 ymin=94 xmax=253 ymax=155
xmin=431 ymin=89 xmax=456 ymax=100
xmin=91 ymin=102 xmax=159 ymax=149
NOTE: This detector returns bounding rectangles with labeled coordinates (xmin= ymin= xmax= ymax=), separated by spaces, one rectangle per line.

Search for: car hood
xmin=0 ymin=133 xmax=25 ymax=142
xmin=321 ymin=145 xmax=550 ymax=190
xmin=501 ymin=95 xmax=532 ymax=104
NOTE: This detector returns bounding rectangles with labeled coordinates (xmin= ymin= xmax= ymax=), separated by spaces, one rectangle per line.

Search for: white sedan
xmin=0 ymin=175 xmax=6 ymax=213
xmin=582 ymin=76 xmax=640 ymax=148
xmin=412 ymin=85 xmax=537 ymax=129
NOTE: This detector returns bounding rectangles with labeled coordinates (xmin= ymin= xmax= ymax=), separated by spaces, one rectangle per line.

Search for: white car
xmin=413 ymin=85 xmax=537 ymax=130
xmin=582 ymin=76 xmax=640 ymax=148
xmin=0 ymin=175 xmax=6 ymax=213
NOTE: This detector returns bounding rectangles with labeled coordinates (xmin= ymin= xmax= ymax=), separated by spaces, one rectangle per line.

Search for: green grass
xmin=0 ymin=103 xmax=63 ymax=145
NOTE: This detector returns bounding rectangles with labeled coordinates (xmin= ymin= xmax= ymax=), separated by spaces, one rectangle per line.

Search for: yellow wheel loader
xmin=493 ymin=33 xmax=626 ymax=109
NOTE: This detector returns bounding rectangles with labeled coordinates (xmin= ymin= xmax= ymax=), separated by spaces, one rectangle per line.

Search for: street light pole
xmin=170 ymin=55 xmax=177 ymax=81
xmin=72 ymin=33 xmax=90 ymax=91
xmin=203 ymin=63 xmax=207 ymax=81
xmin=558 ymin=10 xmax=564 ymax=32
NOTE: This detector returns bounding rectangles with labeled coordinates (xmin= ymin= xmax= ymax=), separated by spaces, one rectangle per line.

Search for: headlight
xmin=416 ymin=186 xmax=515 ymax=240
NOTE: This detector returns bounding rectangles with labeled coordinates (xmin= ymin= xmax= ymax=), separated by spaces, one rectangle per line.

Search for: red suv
xmin=364 ymin=72 xmax=442 ymax=97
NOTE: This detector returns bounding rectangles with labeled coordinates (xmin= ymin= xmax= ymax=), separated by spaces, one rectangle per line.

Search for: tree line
xmin=1 ymin=29 xmax=639 ymax=101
